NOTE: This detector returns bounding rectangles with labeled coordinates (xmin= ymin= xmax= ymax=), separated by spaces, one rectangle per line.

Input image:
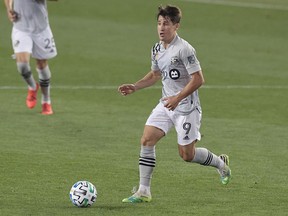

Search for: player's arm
xmin=163 ymin=70 xmax=204 ymax=111
xmin=4 ymin=0 xmax=17 ymax=22
xmin=118 ymin=70 xmax=161 ymax=96
xmin=4 ymin=0 xmax=11 ymax=9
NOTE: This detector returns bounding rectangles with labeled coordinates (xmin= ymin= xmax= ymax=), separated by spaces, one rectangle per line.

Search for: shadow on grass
xmin=65 ymin=203 xmax=134 ymax=211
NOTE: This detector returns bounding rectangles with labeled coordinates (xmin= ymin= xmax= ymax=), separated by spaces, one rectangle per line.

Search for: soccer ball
xmin=69 ymin=181 xmax=97 ymax=207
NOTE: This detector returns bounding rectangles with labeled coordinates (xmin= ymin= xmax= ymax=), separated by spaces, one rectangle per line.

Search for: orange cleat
xmin=26 ymin=83 xmax=39 ymax=109
xmin=41 ymin=103 xmax=53 ymax=115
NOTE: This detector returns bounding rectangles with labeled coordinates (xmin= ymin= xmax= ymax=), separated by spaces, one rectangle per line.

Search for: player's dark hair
xmin=157 ymin=5 xmax=182 ymax=24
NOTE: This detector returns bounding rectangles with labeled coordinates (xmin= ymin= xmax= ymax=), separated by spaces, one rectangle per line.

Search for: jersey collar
xmin=160 ymin=34 xmax=179 ymax=50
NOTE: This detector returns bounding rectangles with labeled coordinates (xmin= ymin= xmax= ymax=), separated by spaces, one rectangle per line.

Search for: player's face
xmin=157 ymin=15 xmax=179 ymax=45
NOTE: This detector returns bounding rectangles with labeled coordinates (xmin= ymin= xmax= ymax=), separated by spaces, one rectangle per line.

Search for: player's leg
xmin=179 ymin=143 xmax=231 ymax=185
xmin=178 ymin=141 xmax=224 ymax=168
xmin=13 ymin=29 xmax=39 ymax=109
xmin=123 ymin=103 xmax=171 ymax=203
xmin=16 ymin=53 xmax=39 ymax=109
xmin=36 ymin=59 xmax=53 ymax=115
xmin=175 ymin=108 xmax=231 ymax=185
xmin=15 ymin=52 xmax=38 ymax=90
xmin=139 ymin=126 xmax=164 ymax=194
xmin=32 ymin=26 xmax=57 ymax=115
xmin=122 ymin=125 xmax=165 ymax=203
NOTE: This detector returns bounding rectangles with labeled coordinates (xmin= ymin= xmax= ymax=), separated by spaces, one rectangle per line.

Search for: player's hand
xmin=7 ymin=10 xmax=18 ymax=22
xmin=162 ymin=96 xmax=180 ymax=111
xmin=118 ymin=84 xmax=136 ymax=96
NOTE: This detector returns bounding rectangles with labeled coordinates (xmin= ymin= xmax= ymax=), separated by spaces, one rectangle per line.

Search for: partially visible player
xmin=4 ymin=0 xmax=58 ymax=115
xmin=118 ymin=5 xmax=231 ymax=203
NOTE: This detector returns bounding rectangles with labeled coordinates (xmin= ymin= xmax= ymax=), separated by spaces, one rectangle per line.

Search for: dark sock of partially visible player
xmin=192 ymin=147 xmax=224 ymax=169
xmin=17 ymin=62 xmax=37 ymax=90
xmin=37 ymin=65 xmax=51 ymax=104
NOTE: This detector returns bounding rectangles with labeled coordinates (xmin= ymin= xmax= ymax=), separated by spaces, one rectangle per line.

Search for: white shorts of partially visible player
xmin=146 ymin=102 xmax=202 ymax=145
xmin=12 ymin=26 xmax=57 ymax=60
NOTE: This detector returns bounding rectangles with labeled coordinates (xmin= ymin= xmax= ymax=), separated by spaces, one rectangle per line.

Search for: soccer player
xmin=118 ymin=5 xmax=231 ymax=203
xmin=4 ymin=0 xmax=58 ymax=115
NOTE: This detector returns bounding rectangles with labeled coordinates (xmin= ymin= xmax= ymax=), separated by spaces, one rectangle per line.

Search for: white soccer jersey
xmin=151 ymin=34 xmax=202 ymax=115
xmin=13 ymin=0 xmax=49 ymax=34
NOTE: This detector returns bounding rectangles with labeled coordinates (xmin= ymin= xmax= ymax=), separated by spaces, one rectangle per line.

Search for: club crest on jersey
xmin=169 ymin=69 xmax=180 ymax=80
xmin=171 ymin=56 xmax=180 ymax=66
xmin=187 ymin=55 xmax=196 ymax=64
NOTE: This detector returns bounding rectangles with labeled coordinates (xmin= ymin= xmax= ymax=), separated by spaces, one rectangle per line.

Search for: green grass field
xmin=0 ymin=0 xmax=288 ymax=215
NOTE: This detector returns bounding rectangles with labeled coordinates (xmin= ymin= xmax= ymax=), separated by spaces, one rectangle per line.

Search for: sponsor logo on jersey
xmin=169 ymin=69 xmax=180 ymax=80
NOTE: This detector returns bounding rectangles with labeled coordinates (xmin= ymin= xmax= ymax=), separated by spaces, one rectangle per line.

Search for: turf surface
xmin=0 ymin=0 xmax=287 ymax=215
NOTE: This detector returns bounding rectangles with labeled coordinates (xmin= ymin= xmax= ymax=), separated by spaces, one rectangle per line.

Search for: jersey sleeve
xmin=180 ymin=45 xmax=201 ymax=74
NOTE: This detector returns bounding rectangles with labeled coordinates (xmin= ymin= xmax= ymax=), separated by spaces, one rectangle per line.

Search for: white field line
xmin=0 ymin=85 xmax=287 ymax=90
xmin=181 ymin=0 xmax=288 ymax=11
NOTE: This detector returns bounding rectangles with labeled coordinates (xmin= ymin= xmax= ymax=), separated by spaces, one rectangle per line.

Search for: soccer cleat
xmin=122 ymin=193 xmax=152 ymax=203
xmin=218 ymin=154 xmax=231 ymax=185
xmin=26 ymin=83 xmax=39 ymax=109
xmin=41 ymin=103 xmax=53 ymax=115
xmin=122 ymin=187 xmax=152 ymax=203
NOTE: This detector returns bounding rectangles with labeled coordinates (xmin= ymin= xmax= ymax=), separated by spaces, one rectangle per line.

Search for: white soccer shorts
xmin=145 ymin=102 xmax=202 ymax=145
xmin=12 ymin=26 xmax=57 ymax=60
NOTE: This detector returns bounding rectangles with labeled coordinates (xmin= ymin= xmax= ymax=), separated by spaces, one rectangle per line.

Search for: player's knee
xmin=182 ymin=155 xmax=194 ymax=162
xmin=17 ymin=62 xmax=32 ymax=79
xmin=179 ymin=140 xmax=197 ymax=162
xmin=141 ymin=136 xmax=150 ymax=146
xmin=141 ymin=135 xmax=155 ymax=146
xmin=36 ymin=59 xmax=48 ymax=69
xmin=180 ymin=152 xmax=194 ymax=162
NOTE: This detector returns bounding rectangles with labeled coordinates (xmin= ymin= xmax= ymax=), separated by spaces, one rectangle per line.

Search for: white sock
xmin=138 ymin=184 xmax=151 ymax=196
xmin=138 ymin=145 xmax=155 ymax=194
xmin=192 ymin=147 xmax=224 ymax=169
